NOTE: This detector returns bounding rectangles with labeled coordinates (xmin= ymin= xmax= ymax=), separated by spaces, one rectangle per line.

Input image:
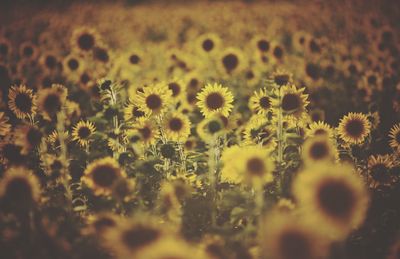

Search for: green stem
xmin=208 ymin=137 xmax=218 ymax=228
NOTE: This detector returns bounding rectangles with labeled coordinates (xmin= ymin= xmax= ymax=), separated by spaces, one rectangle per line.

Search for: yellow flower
xmin=302 ymin=136 xmax=338 ymax=165
xmin=37 ymin=84 xmax=68 ymax=121
xmin=243 ymin=115 xmax=277 ymax=151
xmin=196 ymin=116 xmax=226 ymax=142
xmin=163 ymin=112 xmax=191 ymax=142
xmin=249 ymin=88 xmax=271 ymax=115
xmin=217 ymin=47 xmax=246 ymax=76
xmin=338 ymin=112 xmax=371 ymax=145
xmin=367 ymin=154 xmax=395 ymax=189
xmin=195 ymin=33 xmax=221 ymax=55
xmin=272 ymin=84 xmax=309 ymax=121
xmin=14 ymin=124 xmax=43 ymax=155
xmin=293 ymin=163 xmax=369 ymax=240
xmin=0 ymin=112 xmax=11 ymax=137
xmin=388 ymin=123 xmax=400 ymax=151
xmin=221 ymin=145 xmax=274 ymax=186
xmin=271 ymin=69 xmax=293 ymax=87
xmin=83 ymin=157 xmax=126 ymax=196
xmin=0 ymin=167 xmax=41 ymax=209
xmin=83 ymin=212 xmax=120 ymax=236
xmin=136 ymin=83 xmax=173 ymax=116
xmin=8 ymin=84 xmax=37 ymax=119
xmin=70 ymin=26 xmax=101 ymax=54
xmin=129 ymin=117 xmax=160 ymax=146
xmin=123 ymin=102 xmax=146 ymax=122
xmin=305 ymin=121 xmax=335 ymax=139
xmin=72 ymin=120 xmax=96 ymax=148
xmin=260 ymin=212 xmax=329 ymax=259
xmin=196 ymin=83 xmax=234 ymax=118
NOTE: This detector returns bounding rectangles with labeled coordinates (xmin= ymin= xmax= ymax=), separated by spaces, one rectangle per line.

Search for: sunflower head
xmin=71 ymin=27 xmax=100 ymax=53
xmin=249 ymin=88 xmax=271 ymax=115
xmin=272 ymin=70 xmax=293 ymax=87
xmin=72 ymin=120 xmax=96 ymax=148
xmin=196 ymin=83 xmax=234 ymax=118
xmin=367 ymin=154 xmax=395 ymax=189
xmin=389 ymin=123 xmax=400 ymax=151
xmin=15 ymin=124 xmax=43 ymax=155
xmin=37 ymin=84 xmax=68 ymax=121
xmin=302 ymin=136 xmax=337 ymax=165
xmin=338 ymin=112 xmax=371 ymax=145
xmin=8 ymin=84 xmax=37 ymax=119
xmin=136 ymin=83 xmax=172 ymax=116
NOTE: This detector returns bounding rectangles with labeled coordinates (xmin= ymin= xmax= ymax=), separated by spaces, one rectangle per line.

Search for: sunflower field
xmin=0 ymin=0 xmax=399 ymax=258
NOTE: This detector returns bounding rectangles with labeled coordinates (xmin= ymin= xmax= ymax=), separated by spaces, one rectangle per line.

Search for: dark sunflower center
xmin=370 ymin=164 xmax=391 ymax=184
xmin=208 ymin=120 xmax=222 ymax=133
xmin=206 ymin=92 xmax=224 ymax=110
xmin=139 ymin=127 xmax=151 ymax=140
xmin=189 ymin=79 xmax=199 ymax=89
xmin=187 ymin=93 xmax=196 ymax=104
xmin=314 ymin=129 xmax=327 ymax=136
xmin=222 ymin=54 xmax=238 ymax=72
xmin=273 ymin=46 xmax=283 ymax=59
xmin=92 ymin=165 xmax=118 ymax=187
xmin=345 ymin=119 xmax=364 ymax=137
xmin=318 ymin=180 xmax=355 ymax=219
xmin=68 ymin=59 xmax=79 ymax=70
xmin=129 ymin=54 xmax=140 ymax=64
xmin=306 ymin=63 xmax=320 ymax=80
xmin=168 ymin=82 xmax=180 ymax=97
xmin=78 ymin=126 xmax=91 ymax=139
xmin=77 ymin=33 xmax=95 ymax=51
xmin=146 ymin=94 xmax=162 ymax=110
xmin=348 ymin=64 xmax=357 ymax=75
xmin=184 ymin=140 xmax=194 ymax=149
xmin=122 ymin=226 xmax=160 ymax=250
xmin=311 ymin=112 xmax=323 ymax=122
xmin=257 ymin=40 xmax=270 ymax=52
xmin=246 ymin=157 xmax=265 ymax=176
xmin=279 ymin=230 xmax=312 ymax=259
xmin=23 ymin=46 xmax=34 ymax=57
xmin=93 ymin=217 xmax=116 ymax=231
xmin=259 ymin=96 xmax=270 ymax=109
xmin=282 ymin=93 xmax=301 ymax=112
xmin=44 ymin=94 xmax=62 ymax=115
xmin=169 ymin=118 xmax=183 ymax=131
xmin=309 ymin=142 xmax=328 ymax=160
xmin=15 ymin=93 xmax=33 ymax=113
xmin=274 ymin=74 xmax=289 ymax=86
xmin=94 ymin=47 xmax=109 ymax=63
xmin=202 ymin=39 xmax=214 ymax=52
xmin=367 ymin=75 xmax=377 ymax=85
xmin=309 ymin=39 xmax=321 ymax=53
xmin=45 ymin=55 xmax=57 ymax=69
xmin=80 ymin=73 xmax=90 ymax=84
xmin=5 ymin=177 xmax=32 ymax=202
xmin=27 ymin=128 xmax=43 ymax=147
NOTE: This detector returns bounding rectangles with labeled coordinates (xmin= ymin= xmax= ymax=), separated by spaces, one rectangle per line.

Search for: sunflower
xmin=243 ymin=116 xmax=277 ymax=151
xmin=271 ymin=43 xmax=285 ymax=63
xmin=249 ymin=88 xmax=272 ymax=115
xmin=303 ymin=62 xmax=323 ymax=87
xmin=0 ymin=166 xmax=41 ymax=210
xmin=271 ymin=69 xmax=293 ymax=87
xmin=167 ymin=78 xmax=186 ymax=103
xmin=72 ymin=120 xmax=96 ymax=148
xmin=196 ymin=83 xmax=234 ymax=118
xmin=244 ymin=67 xmax=261 ymax=88
xmin=8 ymin=84 xmax=37 ymax=119
xmin=272 ymin=84 xmax=309 ymax=121
xmin=260 ymin=212 xmax=329 ymax=259
xmin=388 ymin=123 xmax=400 ymax=151
xmin=130 ymin=117 xmax=160 ymax=146
xmin=39 ymin=52 xmax=59 ymax=72
xmin=305 ymin=121 xmax=335 ymax=139
xmin=196 ymin=116 xmax=226 ymax=142
xmin=302 ymin=136 xmax=337 ymax=165
xmin=293 ymin=163 xmax=369 ymax=239
xmin=367 ymin=154 xmax=395 ymax=189
xmin=251 ymin=35 xmax=270 ymax=53
xmin=83 ymin=213 xmax=120 ymax=236
xmin=123 ymin=102 xmax=146 ymax=122
xmin=218 ymin=47 xmax=245 ymax=76
xmin=47 ymin=130 xmax=69 ymax=149
xmin=195 ymin=33 xmax=221 ymax=55
xmin=70 ymin=27 xmax=100 ymax=54
xmin=37 ymin=84 xmax=68 ymax=121
xmin=136 ymin=83 xmax=173 ymax=116
xmin=103 ymin=218 xmax=165 ymax=258
xmin=0 ymin=112 xmax=11 ymax=137
xmin=338 ymin=112 xmax=371 ymax=145
xmin=112 ymin=178 xmax=136 ymax=202
xmin=63 ymin=54 xmax=83 ymax=76
xmin=309 ymin=108 xmax=325 ymax=122
xmin=221 ymin=145 xmax=274 ymax=186
xmin=83 ymin=157 xmax=126 ymax=196
xmin=0 ymin=37 xmax=11 ymax=59
xmin=14 ymin=124 xmax=43 ymax=155
xmin=163 ymin=112 xmax=191 ymax=142
xmin=19 ymin=42 xmax=38 ymax=60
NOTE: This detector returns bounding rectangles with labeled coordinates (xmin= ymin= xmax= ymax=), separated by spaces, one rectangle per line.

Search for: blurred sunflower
xmin=272 ymin=84 xmax=309 ymax=121
xmin=83 ymin=157 xmax=126 ymax=196
xmin=243 ymin=116 xmax=277 ymax=151
xmin=83 ymin=213 xmax=120 ymax=236
xmin=218 ymin=47 xmax=245 ymax=76
xmin=338 ymin=112 xmax=371 ymax=145
xmin=367 ymin=154 xmax=395 ymax=189
xmin=47 ymin=130 xmax=69 ymax=149
xmin=123 ymin=102 xmax=146 ymax=122
xmin=14 ymin=124 xmax=43 ymax=155
xmin=249 ymin=88 xmax=271 ymax=115
xmin=305 ymin=121 xmax=335 ymax=139
xmin=70 ymin=27 xmax=101 ymax=54
xmin=196 ymin=115 xmax=226 ymax=142
xmin=72 ymin=120 xmax=96 ymax=148
xmin=271 ymin=69 xmax=293 ymax=87
xmin=302 ymin=136 xmax=337 ymax=165
xmin=167 ymin=79 xmax=186 ymax=103
xmin=130 ymin=117 xmax=160 ymax=146
xmin=8 ymin=84 xmax=37 ymax=119
xmin=261 ymin=212 xmax=329 ymax=259
xmin=293 ymin=163 xmax=369 ymax=239
xmin=0 ymin=166 xmax=41 ymax=209
xmin=195 ymin=33 xmax=221 ymax=55
xmin=37 ymin=84 xmax=68 ymax=121
xmin=0 ymin=112 xmax=11 ymax=136
xmin=388 ymin=123 xmax=400 ymax=151
xmin=196 ymin=83 xmax=234 ymax=118
xmin=136 ymin=83 xmax=173 ymax=116
xmin=19 ymin=42 xmax=38 ymax=61
xmin=163 ymin=112 xmax=191 ymax=142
